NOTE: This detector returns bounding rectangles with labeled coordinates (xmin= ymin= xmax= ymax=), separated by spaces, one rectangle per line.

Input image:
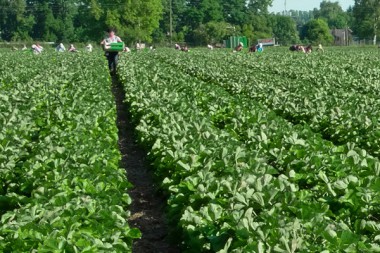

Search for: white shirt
xmin=104 ymin=36 xmax=122 ymax=44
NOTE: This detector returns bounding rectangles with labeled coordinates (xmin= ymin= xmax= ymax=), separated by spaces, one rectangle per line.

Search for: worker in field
xmin=289 ymin=45 xmax=298 ymax=51
xmin=68 ymin=44 xmax=78 ymax=53
xmin=175 ymin=43 xmax=181 ymax=50
xmin=249 ymin=44 xmax=257 ymax=53
xmin=101 ymin=27 xmax=123 ymax=75
xmin=86 ymin=43 xmax=93 ymax=52
xmin=305 ymin=45 xmax=312 ymax=53
xmin=256 ymin=43 xmax=264 ymax=52
xmin=32 ymin=43 xmax=43 ymax=54
xmin=317 ymin=44 xmax=324 ymax=52
xmin=56 ymin=43 xmax=66 ymax=52
xmin=234 ymin=42 xmax=244 ymax=52
xmin=181 ymin=45 xmax=189 ymax=52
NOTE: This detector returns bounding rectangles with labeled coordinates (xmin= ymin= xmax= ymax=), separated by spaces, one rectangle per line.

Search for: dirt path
xmin=111 ymin=76 xmax=181 ymax=253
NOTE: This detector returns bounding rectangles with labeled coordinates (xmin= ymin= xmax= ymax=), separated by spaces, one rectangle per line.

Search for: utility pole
xmin=169 ymin=0 xmax=173 ymax=46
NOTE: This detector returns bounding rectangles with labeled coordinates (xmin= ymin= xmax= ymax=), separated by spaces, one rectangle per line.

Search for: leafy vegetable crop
xmin=118 ymin=49 xmax=380 ymax=252
xmin=0 ymin=52 xmax=139 ymax=252
xmin=154 ymin=49 xmax=380 ymax=158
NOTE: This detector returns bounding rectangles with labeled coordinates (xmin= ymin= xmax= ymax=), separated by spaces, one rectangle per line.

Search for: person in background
xmin=22 ymin=44 xmax=28 ymax=51
xmin=68 ymin=44 xmax=77 ymax=52
xmin=101 ymin=27 xmax=123 ymax=75
xmin=305 ymin=45 xmax=313 ymax=54
xmin=181 ymin=45 xmax=189 ymax=52
xmin=32 ymin=43 xmax=43 ymax=54
xmin=123 ymin=46 xmax=131 ymax=53
xmin=56 ymin=43 xmax=66 ymax=52
xmin=249 ymin=44 xmax=257 ymax=53
xmin=234 ymin=42 xmax=244 ymax=52
xmin=289 ymin=45 xmax=298 ymax=52
xmin=175 ymin=43 xmax=181 ymax=50
xmin=207 ymin=44 xmax=213 ymax=50
xmin=256 ymin=43 xmax=264 ymax=52
xmin=86 ymin=43 xmax=93 ymax=52
xmin=317 ymin=44 xmax=324 ymax=52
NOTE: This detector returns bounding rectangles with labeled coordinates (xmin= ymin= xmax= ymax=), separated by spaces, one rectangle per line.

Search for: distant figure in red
xmin=305 ymin=45 xmax=312 ymax=53
xmin=68 ymin=44 xmax=77 ymax=53
xmin=289 ymin=44 xmax=312 ymax=53
xmin=234 ymin=42 xmax=243 ymax=52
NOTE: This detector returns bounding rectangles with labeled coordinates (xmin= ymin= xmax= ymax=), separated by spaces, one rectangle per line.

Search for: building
xmin=331 ymin=28 xmax=353 ymax=46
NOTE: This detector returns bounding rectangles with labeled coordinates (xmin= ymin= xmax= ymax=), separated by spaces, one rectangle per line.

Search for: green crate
xmin=104 ymin=42 xmax=125 ymax=52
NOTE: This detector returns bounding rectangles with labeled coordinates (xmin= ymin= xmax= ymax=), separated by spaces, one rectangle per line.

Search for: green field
xmin=0 ymin=51 xmax=139 ymax=252
xmin=2 ymin=47 xmax=380 ymax=252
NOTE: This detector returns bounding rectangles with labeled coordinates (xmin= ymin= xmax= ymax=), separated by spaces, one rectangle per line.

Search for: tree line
xmin=0 ymin=0 xmax=379 ymax=46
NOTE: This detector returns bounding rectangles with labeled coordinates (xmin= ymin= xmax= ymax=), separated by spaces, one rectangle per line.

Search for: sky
xmin=269 ymin=0 xmax=355 ymax=13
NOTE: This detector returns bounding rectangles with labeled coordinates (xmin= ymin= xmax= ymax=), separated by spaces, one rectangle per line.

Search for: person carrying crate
xmin=101 ymin=28 xmax=123 ymax=75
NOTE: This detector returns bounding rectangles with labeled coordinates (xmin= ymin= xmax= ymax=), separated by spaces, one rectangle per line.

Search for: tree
xmin=27 ymin=1 xmax=59 ymax=41
xmin=123 ymin=0 xmax=163 ymax=43
xmin=313 ymin=1 xmax=349 ymax=29
xmin=78 ymin=0 xmax=163 ymax=43
xmin=301 ymin=18 xmax=334 ymax=45
xmin=353 ymin=0 xmax=380 ymax=42
xmin=270 ymin=15 xmax=300 ymax=45
xmin=248 ymin=14 xmax=272 ymax=42
xmin=192 ymin=21 xmax=230 ymax=45
xmin=200 ymin=0 xmax=224 ymax=23
xmin=159 ymin=0 xmax=187 ymax=43
xmin=222 ymin=0 xmax=248 ymax=25
xmin=247 ymin=0 xmax=273 ymax=15
xmin=0 ymin=0 xmax=34 ymax=41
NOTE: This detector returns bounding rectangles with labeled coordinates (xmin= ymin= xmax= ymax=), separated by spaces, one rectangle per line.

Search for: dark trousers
xmin=106 ymin=52 xmax=119 ymax=74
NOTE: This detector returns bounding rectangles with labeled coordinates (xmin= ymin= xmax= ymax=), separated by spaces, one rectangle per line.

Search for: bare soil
xmin=111 ymin=76 xmax=181 ymax=253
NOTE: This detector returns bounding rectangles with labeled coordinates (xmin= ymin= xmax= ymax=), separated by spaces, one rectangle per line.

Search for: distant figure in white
xmin=256 ymin=43 xmax=264 ymax=52
xmin=32 ymin=43 xmax=43 ymax=54
xmin=86 ymin=44 xmax=93 ymax=52
xmin=207 ymin=44 xmax=213 ymax=50
xmin=175 ymin=43 xmax=181 ymax=50
xmin=317 ymin=44 xmax=324 ymax=52
xmin=22 ymin=44 xmax=28 ymax=51
xmin=68 ymin=44 xmax=77 ymax=52
xmin=56 ymin=43 xmax=66 ymax=52
xmin=136 ymin=43 xmax=145 ymax=50
xmin=123 ymin=47 xmax=131 ymax=53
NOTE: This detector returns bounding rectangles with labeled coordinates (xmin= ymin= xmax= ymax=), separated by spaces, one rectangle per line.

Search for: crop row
xmin=118 ymin=52 xmax=380 ymax=252
xmin=0 ymin=53 xmax=139 ymax=252
xmin=152 ymin=50 xmax=380 ymax=158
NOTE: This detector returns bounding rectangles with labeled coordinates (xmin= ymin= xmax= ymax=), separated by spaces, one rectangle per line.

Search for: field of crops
xmin=117 ymin=48 xmax=380 ymax=252
xmin=2 ymin=47 xmax=380 ymax=253
xmin=0 ymin=51 xmax=139 ymax=252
